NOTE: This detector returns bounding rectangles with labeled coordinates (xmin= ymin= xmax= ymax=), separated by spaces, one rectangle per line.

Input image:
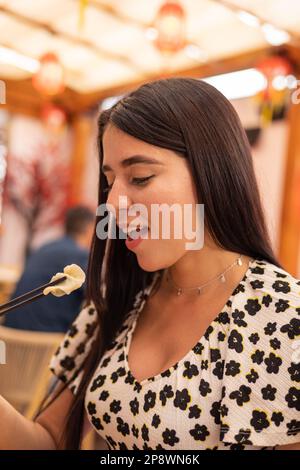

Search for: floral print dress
xmin=49 ymin=258 xmax=300 ymax=450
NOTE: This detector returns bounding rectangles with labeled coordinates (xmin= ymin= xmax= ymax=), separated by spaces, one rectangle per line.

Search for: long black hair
xmin=35 ymin=78 xmax=281 ymax=449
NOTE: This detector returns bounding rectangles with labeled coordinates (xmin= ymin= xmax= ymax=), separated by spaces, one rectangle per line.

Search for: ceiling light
xmin=0 ymin=46 xmax=39 ymax=73
xmin=262 ymin=23 xmax=291 ymax=46
xmin=203 ymin=68 xmax=267 ymax=100
xmin=237 ymin=10 xmax=260 ymax=28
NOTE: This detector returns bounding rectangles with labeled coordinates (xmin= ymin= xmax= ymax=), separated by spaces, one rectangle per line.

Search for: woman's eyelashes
xmin=103 ymin=175 xmax=155 ymax=193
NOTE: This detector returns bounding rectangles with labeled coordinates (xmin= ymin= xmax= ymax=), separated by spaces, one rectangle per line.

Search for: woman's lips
xmin=127 ymin=225 xmax=148 ymax=240
xmin=125 ymin=225 xmax=149 ymax=250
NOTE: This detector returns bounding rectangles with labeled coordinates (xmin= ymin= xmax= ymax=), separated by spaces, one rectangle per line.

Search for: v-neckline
xmin=123 ymin=258 xmax=257 ymax=387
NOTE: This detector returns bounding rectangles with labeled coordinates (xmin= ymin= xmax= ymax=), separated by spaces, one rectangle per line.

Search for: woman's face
xmin=102 ymin=124 xmax=204 ymax=272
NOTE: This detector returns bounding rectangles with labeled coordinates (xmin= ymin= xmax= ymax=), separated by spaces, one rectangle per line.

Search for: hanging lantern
xmin=154 ymin=1 xmax=186 ymax=54
xmin=41 ymin=103 xmax=67 ymax=135
xmin=33 ymin=52 xmax=65 ymax=96
xmin=255 ymin=55 xmax=293 ymax=125
xmin=78 ymin=0 xmax=89 ymax=31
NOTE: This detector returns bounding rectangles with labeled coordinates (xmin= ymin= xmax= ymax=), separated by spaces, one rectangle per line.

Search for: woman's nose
xmin=106 ymin=180 xmax=132 ymax=215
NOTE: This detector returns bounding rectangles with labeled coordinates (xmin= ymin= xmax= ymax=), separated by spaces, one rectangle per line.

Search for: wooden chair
xmin=0 ymin=325 xmax=63 ymax=419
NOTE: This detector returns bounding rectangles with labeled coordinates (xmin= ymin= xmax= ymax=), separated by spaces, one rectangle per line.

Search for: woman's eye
xmin=131 ymin=175 xmax=154 ymax=186
xmin=102 ymin=175 xmax=154 ymax=194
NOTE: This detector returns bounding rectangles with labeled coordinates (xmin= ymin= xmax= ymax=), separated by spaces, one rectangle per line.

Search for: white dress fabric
xmin=49 ymin=258 xmax=300 ymax=450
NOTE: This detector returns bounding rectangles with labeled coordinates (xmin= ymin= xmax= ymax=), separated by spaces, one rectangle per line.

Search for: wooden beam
xmin=278 ymin=96 xmax=300 ymax=275
xmin=4 ymin=43 xmax=298 ymax=116
xmin=1 ymin=45 xmax=277 ymax=115
xmin=0 ymin=5 xmax=141 ymax=73
xmin=89 ymin=0 xmax=149 ymax=28
xmin=67 ymin=114 xmax=92 ymax=206
xmin=71 ymin=45 xmax=277 ymax=111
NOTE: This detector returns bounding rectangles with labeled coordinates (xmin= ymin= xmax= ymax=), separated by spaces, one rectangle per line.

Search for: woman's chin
xmin=135 ymin=250 xmax=174 ymax=273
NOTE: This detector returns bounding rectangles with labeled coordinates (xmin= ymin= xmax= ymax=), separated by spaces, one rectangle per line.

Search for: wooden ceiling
xmin=0 ymin=0 xmax=300 ymax=115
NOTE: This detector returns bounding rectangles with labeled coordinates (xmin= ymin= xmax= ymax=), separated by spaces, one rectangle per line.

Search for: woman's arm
xmin=0 ymin=384 xmax=89 ymax=450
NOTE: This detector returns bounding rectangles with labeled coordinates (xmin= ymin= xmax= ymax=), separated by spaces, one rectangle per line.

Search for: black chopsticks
xmin=0 ymin=275 xmax=67 ymax=317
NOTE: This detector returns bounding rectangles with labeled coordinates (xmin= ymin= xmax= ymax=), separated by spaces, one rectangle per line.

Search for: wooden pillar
xmin=68 ymin=113 xmax=92 ymax=206
xmin=278 ymin=99 xmax=300 ymax=275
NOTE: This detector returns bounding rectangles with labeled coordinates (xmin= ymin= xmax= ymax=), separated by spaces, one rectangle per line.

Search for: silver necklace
xmin=166 ymin=254 xmax=244 ymax=296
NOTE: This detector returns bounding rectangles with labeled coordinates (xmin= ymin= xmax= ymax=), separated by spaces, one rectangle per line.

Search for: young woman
xmin=0 ymin=78 xmax=299 ymax=450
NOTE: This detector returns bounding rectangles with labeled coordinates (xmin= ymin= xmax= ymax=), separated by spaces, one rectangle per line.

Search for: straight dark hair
xmin=35 ymin=77 xmax=282 ymax=449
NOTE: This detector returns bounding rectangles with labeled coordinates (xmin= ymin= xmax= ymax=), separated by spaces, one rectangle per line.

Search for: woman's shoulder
xmin=220 ymin=258 xmax=300 ymax=447
xmin=238 ymin=257 xmax=300 ymax=317
xmin=247 ymin=258 xmax=300 ymax=299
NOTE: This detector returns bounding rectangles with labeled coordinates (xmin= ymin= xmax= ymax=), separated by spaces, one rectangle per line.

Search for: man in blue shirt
xmin=4 ymin=206 xmax=95 ymax=333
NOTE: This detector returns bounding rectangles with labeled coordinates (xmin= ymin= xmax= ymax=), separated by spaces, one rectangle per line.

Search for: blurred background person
xmin=3 ymin=205 xmax=95 ymax=333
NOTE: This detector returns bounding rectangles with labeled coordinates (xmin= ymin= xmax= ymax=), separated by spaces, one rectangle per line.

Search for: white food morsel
xmin=43 ymin=264 xmax=86 ymax=297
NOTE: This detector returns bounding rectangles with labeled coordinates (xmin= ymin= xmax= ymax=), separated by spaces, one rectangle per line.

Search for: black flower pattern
xmin=49 ymin=259 xmax=300 ymax=450
xmin=264 ymin=322 xmax=277 ymax=336
xmin=210 ymin=348 xmax=221 ymax=362
xmin=232 ymin=309 xmax=247 ymax=327
xmin=229 ymin=385 xmax=251 ymax=406
xmin=287 ymin=420 xmax=300 ymax=436
xmin=271 ymin=412 xmax=284 ymax=427
xmin=90 ymin=374 xmax=106 ymax=392
xmin=244 ymin=299 xmax=261 ymax=316
xmin=144 ymin=390 xmax=156 ymax=412
xmin=116 ymin=417 xmax=130 ymax=436
xmin=210 ymin=401 xmax=221 ymax=425
xmin=228 ymin=330 xmax=243 ymax=353
xmin=248 ymin=333 xmax=260 ymax=344
xmin=213 ymin=360 xmax=225 ymax=379
xmin=264 ymin=353 xmax=282 ymax=374
xmin=285 ymin=387 xmax=300 ymax=411
xmin=270 ymin=338 xmax=281 ymax=350
xmin=183 ymin=361 xmax=199 ymax=378
xmin=251 ymin=350 xmax=265 ymax=365
xmin=99 ymin=390 xmax=109 ymax=401
xmin=280 ymin=318 xmax=300 ymax=339
xmin=141 ymin=424 xmax=149 ymax=441
xmin=159 ymin=385 xmax=174 ymax=406
xmin=225 ymin=360 xmax=241 ymax=377
xmin=188 ymin=404 xmax=202 ymax=419
xmin=60 ymin=356 xmax=75 ymax=371
xmin=288 ymin=362 xmax=300 ymax=382
xmin=246 ymin=368 xmax=259 ymax=383
xmin=189 ymin=424 xmax=210 ymax=441
xmin=250 ymin=410 xmax=270 ymax=431
xmin=272 ymin=280 xmax=291 ymax=294
xmin=261 ymin=384 xmax=277 ymax=401
xmin=275 ymin=299 xmax=290 ymax=313
xmin=129 ymin=397 xmax=139 ymax=416
xmin=152 ymin=414 xmax=161 ymax=428
xmin=110 ymin=399 xmax=122 ymax=414
xmin=162 ymin=428 xmax=180 ymax=447
xmin=173 ymin=388 xmax=191 ymax=410
xmin=199 ymin=379 xmax=212 ymax=397
xmin=262 ymin=294 xmax=272 ymax=307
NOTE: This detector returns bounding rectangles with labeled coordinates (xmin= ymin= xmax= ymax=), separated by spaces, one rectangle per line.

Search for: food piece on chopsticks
xmin=43 ymin=264 xmax=86 ymax=297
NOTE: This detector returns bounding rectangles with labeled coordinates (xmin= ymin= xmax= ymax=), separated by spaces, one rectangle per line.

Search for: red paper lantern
xmin=41 ymin=103 xmax=66 ymax=133
xmin=256 ymin=55 xmax=293 ymax=100
xmin=255 ymin=55 xmax=293 ymax=124
xmin=33 ymin=52 xmax=65 ymax=96
xmin=154 ymin=1 xmax=186 ymax=54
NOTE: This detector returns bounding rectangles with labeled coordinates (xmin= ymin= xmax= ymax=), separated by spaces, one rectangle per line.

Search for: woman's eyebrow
xmin=102 ymin=155 xmax=164 ymax=173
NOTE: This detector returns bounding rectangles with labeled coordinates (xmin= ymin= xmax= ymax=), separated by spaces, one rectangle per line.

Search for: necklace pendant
xmin=177 ymin=288 xmax=182 ymax=296
xmin=197 ymin=287 xmax=201 ymax=295
xmin=237 ymin=256 xmax=242 ymax=266
xmin=220 ymin=274 xmax=226 ymax=283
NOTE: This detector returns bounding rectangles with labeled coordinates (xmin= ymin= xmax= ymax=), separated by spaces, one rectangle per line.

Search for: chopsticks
xmin=0 ymin=275 xmax=67 ymax=317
